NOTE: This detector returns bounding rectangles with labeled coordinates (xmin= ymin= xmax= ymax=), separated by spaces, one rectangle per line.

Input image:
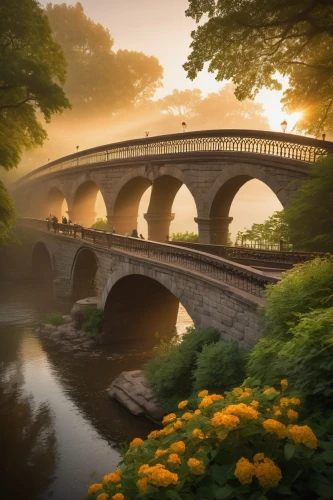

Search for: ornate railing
xmin=172 ymin=241 xmax=324 ymax=266
xmin=15 ymin=129 xmax=333 ymax=187
xmin=18 ymin=218 xmax=277 ymax=297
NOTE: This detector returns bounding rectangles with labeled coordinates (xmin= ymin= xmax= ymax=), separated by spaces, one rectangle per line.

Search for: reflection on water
xmin=0 ymin=282 xmax=193 ymax=500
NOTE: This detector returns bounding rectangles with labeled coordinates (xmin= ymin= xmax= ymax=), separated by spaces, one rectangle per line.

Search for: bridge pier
xmin=144 ymin=213 xmax=175 ymax=242
xmin=107 ymin=215 xmax=138 ymax=235
xmin=195 ymin=216 xmax=233 ymax=245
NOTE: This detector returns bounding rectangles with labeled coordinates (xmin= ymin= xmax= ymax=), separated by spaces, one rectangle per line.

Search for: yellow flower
xmin=288 ymin=425 xmax=317 ymax=449
xmin=163 ymin=426 xmax=175 ymax=436
xmin=290 ymin=397 xmax=301 ymax=406
xmin=250 ymin=400 xmax=259 ymax=408
xmin=279 ymin=397 xmax=290 ymax=408
xmin=210 ymin=394 xmax=224 ymax=401
xmin=97 ymin=494 xmax=109 ymax=500
xmin=198 ymin=390 xmax=208 ymax=397
xmin=211 ymin=412 xmax=240 ymax=429
xmin=263 ymin=387 xmax=280 ymax=396
xmin=178 ymin=400 xmax=188 ymax=409
xmin=167 ymin=453 xmax=182 ymax=465
xmin=103 ymin=472 xmax=121 ymax=484
xmin=173 ymin=420 xmax=183 ymax=430
xmin=255 ymin=458 xmax=282 ymax=489
xmin=253 ymin=453 xmax=265 ymax=463
xmin=234 ymin=457 xmax=255 ymax=485
xmin=170 ymin=441 xmax=186 ymax=453
xmin=138 ymin=464 xmax=150 ymax=476
xmin=217 ymin=431 xmax=228 ymax=441
xmin=147 ymin=430 xmax=161 ymax=439
xmin=130 ymin=437 xmax=143 ymax=447
xmin=280 ymin=379 xmax=288 ymax=390
xmin=266 ymin=408 xmax=271 ymax=413
xmin=155 ymin=449 xmax=168 ymax=458
xmin=112 ymin=495 xmax=124 ymax=500
xmin=148 ymin=466 xmax=178 ymax=487
xmin=162 ymin=413 xmax=177 ymax=426
xmin=181 ymin=412 xmax=193 ymax=421
xmin=224 ymin=403 xmax=258 ymax=420
xmin=232 ymin=387 xmax=243 ymax=397
xmin=194 ymin=409 xmax=201 ymax=416
xmin=263 ymin=419 xmax=287 ymax=439
xmin=199 ymin=396 xmax=214 ymax=408
xmin=116 ymin=484 xmax=122 ymax=489
xmin=274 ymin=410 xmax=282 ymax=417
xmin=239 ymin=389 xmax=253 ymax=399
xmin=88 ymin=484 xmax=103 ymax=495
xmin=192 ymin=428 xmax=205 ymax=439
xmin=287 ymin=409 xmax=298 ymax=421
xmin=187 ymin=458 xmax=205 ymax=475
xmin=137 ymin=477 xmax=148 ymax=493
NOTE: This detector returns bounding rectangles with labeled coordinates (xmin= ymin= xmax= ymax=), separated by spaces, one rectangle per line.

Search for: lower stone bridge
xmin=16 ymin=218 xmax=278 ymax=347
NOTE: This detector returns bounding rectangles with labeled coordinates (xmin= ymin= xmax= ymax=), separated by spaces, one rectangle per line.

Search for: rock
xmin=81 ymin=339 xmax=98 ymax=350
xmin=62 ymin=315 xmax=72 ymax=324
xmin=50 ymin=331 xmax=63 ymax=341
xmin=79 ymin=331 xmax=88 ymax=339
xmin=57 ymin=324 xmax=70 ymax=334
xmin=108 ymin=371 xmax=165 ymax=423
xmin=41 ymin=324 xmax=57 ymax=334
xmin=64 ymin=329 xmax=79 ymax=340
xmin=71 ymin=297 xmax=99 ymax=329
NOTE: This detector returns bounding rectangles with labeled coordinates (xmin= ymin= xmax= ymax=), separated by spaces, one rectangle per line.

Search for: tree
xmin=45 ymin=2 xmax=163 ymax=116
xmin=184 ymin=0 xmax=333 ymax=135
xmin=171 ymin=231 xmax=199 ymax=242
xmin=0 ymin=181 xmax=17 ymax=249
xmin=0 ymin=0 xmax=71 ymax=171
xmin=284 ymin=155 xmax=333 ymax=252
xmin=236 ymin=211 xmax=290 ymax=247
xmin=158 ymin=89 xmax=202 ymax=118
xmin=91 ymin=218 xmax=108 ymax=230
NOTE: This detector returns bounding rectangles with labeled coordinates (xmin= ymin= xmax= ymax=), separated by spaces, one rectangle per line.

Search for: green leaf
xmin=215 ymin=485 xmax=234 ymax=499
xmin=284 ymin=443 xmax=296 ymax=461
xmin=165 ymin=491 xmax=183 ymax=500
xmin=321 ymin=449 xmax=333 ymax=463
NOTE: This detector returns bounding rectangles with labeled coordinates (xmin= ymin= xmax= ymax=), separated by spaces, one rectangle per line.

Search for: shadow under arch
xmin=71 ymin=247 xmax=98 ymax=301
xmin=103 ymin=273 xmax=194 ymax=348
xmin=46 ymin=187 xmax=68 ymax=220
xmin=31 ymin=242 xmax=54 ymax=301
xmin=72 ymin=180 xmax=106 ymax=228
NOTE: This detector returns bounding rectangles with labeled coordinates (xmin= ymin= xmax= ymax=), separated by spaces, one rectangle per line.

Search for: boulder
xmin=81 ymin=339 xmax=98 ymax=350
xmin=62 ymin=315 xmax=72 ymax=324
xmin=64 ymin=329 xmax=79 ymax=340
xmin=57 ymin=324 xmax=70 ymax=334
xmin=41 ymin=324 xmax=57 ymax=334
xmin=50 ymin=331 xmax=63 ymax=341
xmin=108 ymin=371 xmax=165 ymax=423
xmin=71 ymin=297 xmax=99 ymax=329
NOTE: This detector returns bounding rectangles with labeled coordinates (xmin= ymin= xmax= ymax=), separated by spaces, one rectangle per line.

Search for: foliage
xmin=43 ymin=312 xmax=63 ymax=327
xmin=171 ymin=232 xmax=199 ymax=243
xmin=0 ymin=182 xmax=17 ymax=249
xmin=91 ymin=218 xmax=109 ymax=230
xmin=144 ymin=328 xmax=220 ymax=410
xmin=82 ymin=308 xmax=104 ymax=337
xmin=0 ymin=0 xmax=70 ymax=170
xmin=158 ymin=89 xmax=203 ymax=118
xmin=236 ymin=211 xmax=290 ymax=247
xmin=194 ymin=341 xmax=247 ymax=394
xmin=87 ymin=381 xmax=333 ymax=499
xmin=184 ymin=0 xmax=333 ymax=135
xmin=46 ymin=2 xmax=163 ymax=117
xmin=284 ymin=156 xmax=333 ymax=252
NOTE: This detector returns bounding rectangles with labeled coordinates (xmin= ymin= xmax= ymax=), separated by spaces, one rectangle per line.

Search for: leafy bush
xmin=193 ymin=341 xmax=248 ymax=394
xmin=87 ymin=380 xmax=333 ymax=500
xmin=144 ymin=327 xmax=220 ymax=410
xmin=91 ymin=218 xmax=108 ymax=230
xmin=171 ymin=231 xmax=199 ymax=242
xmin=43 ymin=312 xmax=63 ymax=326
xmin=82 ymin=308 xmax=104 ymax=336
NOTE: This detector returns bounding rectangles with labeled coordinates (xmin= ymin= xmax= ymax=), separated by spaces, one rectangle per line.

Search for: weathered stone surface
xmin=62 ymin=315 xmax=72 ymax=324
xmin=64 ymin=330 xmax=79 ymax=340
xmin=71 ymin=297 xmax=99 ymax=329
xmin=81 ymin=339 xmax=98 ymax=349
xmin=50 ymin=331 xmax=63 ymax=341
xmin=57 ymin=324 xmax=70 ymax=334
xmin=41 ymin=324 xmax=57 ymax=334
xmin=109 ymin=371 xmax=165 ymax=422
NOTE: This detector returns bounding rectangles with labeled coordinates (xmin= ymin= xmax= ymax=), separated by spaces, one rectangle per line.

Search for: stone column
xmin=67 ymin=210 xmax=96 ymax=228
xmin=144 ymin=213 xmax=175 ymax=242
xmin=195 ymin=216 xmax=233 ymax=245
xmin=106 ymin=215 xmax=138 ymax=235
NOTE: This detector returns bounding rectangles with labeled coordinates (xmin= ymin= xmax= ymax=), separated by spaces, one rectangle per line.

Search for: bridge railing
xmin=18 ymin=218 xmax=277 ymax=297
xmin=15 ymin=129 xmax=333 ymax=187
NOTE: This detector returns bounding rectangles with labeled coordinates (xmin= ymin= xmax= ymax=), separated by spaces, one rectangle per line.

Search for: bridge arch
xmin=46 ymin=186 xmax=68 ymax=221
xmin=71 ymin=179 xmax=107 ymax=228
xmin=101 ymin=264 xmax=196 ymax=346
xmin=71 ymin=247 xmax=99 ymax=301
xmin=201 ymin=163 xmax=288 ymax=244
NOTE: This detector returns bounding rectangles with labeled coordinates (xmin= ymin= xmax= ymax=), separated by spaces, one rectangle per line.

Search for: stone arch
xmin=45 ymin=186 xmax=68 ymax=220
xmin=31 ymin=241 xmax=54 ymax=278
xmin=71 ymin=247 xmax=99 ymax=301
xmin=101 ymin=264 xmax=196 ymax=346
xmin=71 ymin=179 xmax=107 ymax=227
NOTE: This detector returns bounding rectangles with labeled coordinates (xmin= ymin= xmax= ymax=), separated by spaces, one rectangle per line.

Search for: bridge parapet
xmin=18 ymin=218 xmax=277 ymax=297
xmin=15 ymin=129 xmax=333 ymax=187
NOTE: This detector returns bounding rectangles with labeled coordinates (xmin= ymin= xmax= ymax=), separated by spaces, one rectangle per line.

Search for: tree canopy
xmin=45 ymin=2 xmax=163 ymax=116
xmin=0 ymin=0 xmax=71 ymax=171
xmin=236 ymin=211 xmax=290 ymax=247
xmin=284 ymin=155 xmax=333 ymax=252
xmin=0 ymin=181 xmax=17 ymax=248
xmin=184 ymin=0 xmax=333 ymax=135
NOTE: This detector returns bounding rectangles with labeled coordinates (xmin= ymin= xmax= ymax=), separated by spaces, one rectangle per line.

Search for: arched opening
xmin=72 ymin=181 xmax=106 ymax=228
xmin=31 ymin=242 xmax=54 ymax=301
xmin=72 ymin=249 xmax=98 ymax=301
xmin=46 ymin=187 xmax=68 ymax=221
xmin=170 ymin=184 xmax=198 ymax=241
xmin=104 ymin=275 xmax=187 ymax=347
xmin=209 ymin=176 xmax=283 ymax=245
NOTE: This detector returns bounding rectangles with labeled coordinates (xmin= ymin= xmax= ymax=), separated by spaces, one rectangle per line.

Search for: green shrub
xmin=82 ymin=308 xmax=104 ymax=336
xmin=144 ymin=327 xmax=220 ymax=410
xmin=43 ymin=312 xmax=63 ymax=326
xmin=193 ymin=341 xmax=248 ymax=394
xmin=91 ymin=218 xmax=108 ymax=230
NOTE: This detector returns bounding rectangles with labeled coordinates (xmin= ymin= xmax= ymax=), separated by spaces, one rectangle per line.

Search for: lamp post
xmin=76 ymin=145 xmax=79 ymax=166
xmin=280 ymin=120 xmax=287 ymax=133
xmin=182 ymin=121 xmax=187 ymax=132
xmin=322 ymin=133 xmax=326 ymax=141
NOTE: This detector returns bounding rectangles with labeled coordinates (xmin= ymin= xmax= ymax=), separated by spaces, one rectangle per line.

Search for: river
xmin=0 ymin=280 xmax=193 ymax=500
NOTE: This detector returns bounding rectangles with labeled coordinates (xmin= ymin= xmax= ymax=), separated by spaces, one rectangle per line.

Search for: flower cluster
xmin=235 ymin=454 xmax=282 ymax=489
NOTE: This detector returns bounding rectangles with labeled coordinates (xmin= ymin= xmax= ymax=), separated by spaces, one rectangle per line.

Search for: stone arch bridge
xmin=12 ymin=130 xmax=332 ymax=245
xmin=18 ymin=218 xmax=278 ymax=348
